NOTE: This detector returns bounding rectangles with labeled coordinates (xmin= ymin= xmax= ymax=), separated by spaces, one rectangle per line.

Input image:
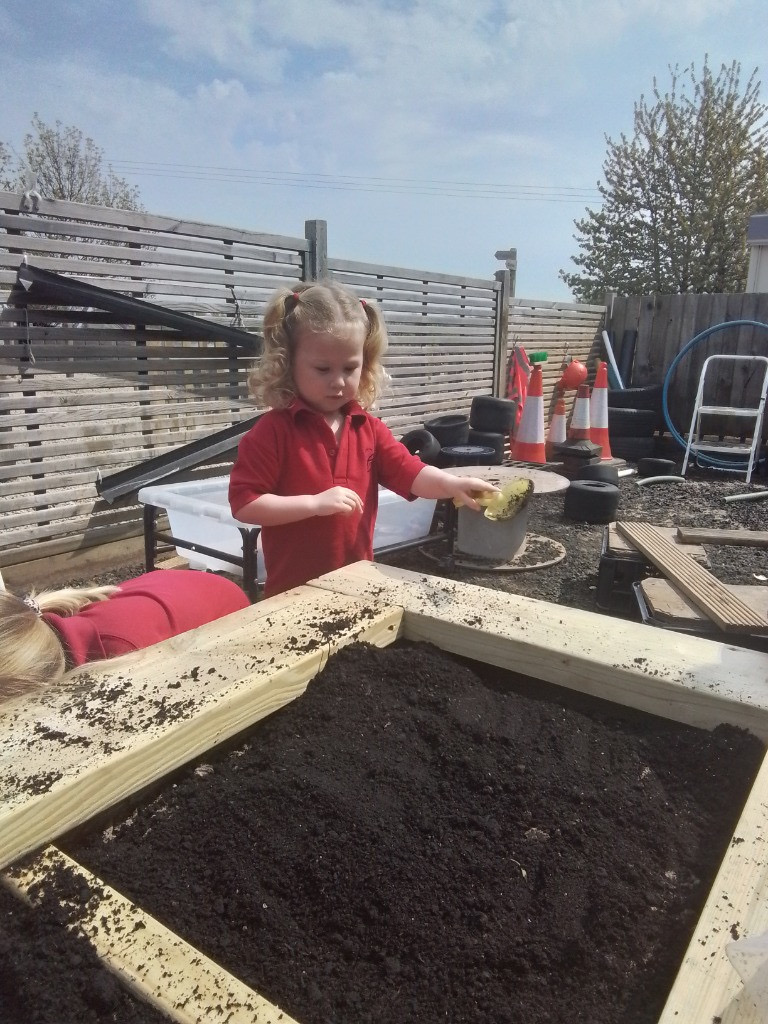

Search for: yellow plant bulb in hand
xmin=454 ymin=479 xmax=533 ymax=520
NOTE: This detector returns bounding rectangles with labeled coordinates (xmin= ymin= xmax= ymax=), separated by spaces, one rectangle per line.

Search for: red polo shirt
xmin=229 ymin=399 xmax=425 ymax=597
xmin=44 ymin=570 xmax=250 ymax=667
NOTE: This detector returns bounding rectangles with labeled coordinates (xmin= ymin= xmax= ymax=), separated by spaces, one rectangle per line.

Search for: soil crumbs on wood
xmin=58 ymin=640 xmax=765 ymax=1024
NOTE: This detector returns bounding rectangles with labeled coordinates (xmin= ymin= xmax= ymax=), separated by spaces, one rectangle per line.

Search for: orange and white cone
xmin=589 ymin=361 xmax=613 ymax=460
xmin=511 ymin=364 xmax=546 ymax=463
xmin=568 ymin=383 xmax=591 ymax=441
xmin=545 ymin=395 xmax=567 ymax=460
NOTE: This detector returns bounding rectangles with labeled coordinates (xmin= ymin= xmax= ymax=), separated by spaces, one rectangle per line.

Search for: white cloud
xmin=2 ymin=0 xmax=763 ymax=297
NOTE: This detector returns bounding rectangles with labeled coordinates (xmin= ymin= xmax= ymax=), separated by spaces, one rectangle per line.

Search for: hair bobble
xmin=360 ymin=298 xmax=367 ymax=308
xmin=292 ymin=291 xmax=300 ymax=301
xmin=22 ymin=594 xmax=41 ymax=617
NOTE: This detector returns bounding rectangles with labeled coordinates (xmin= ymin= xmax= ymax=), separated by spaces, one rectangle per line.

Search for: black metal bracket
xmin=436 ymin=499 xmax=458 ymax=570
xmin=142 ymin=503 xmax=261 ymax=603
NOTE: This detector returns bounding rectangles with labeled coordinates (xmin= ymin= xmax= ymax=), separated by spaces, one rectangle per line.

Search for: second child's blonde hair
xmin=0 ymin=585 xmax=117 ymax=700
xmin=249 ymin=282 xmax=389 ymax=410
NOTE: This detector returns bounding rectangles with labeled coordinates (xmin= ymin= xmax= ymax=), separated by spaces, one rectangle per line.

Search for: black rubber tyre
xmin=400 ymin=428 xmax=441 ymax=464
xmin=606 ymin=384 xmax=664 ymax=411
xmin=610 ymin=436 xmax=656 ymax=461
xmin=423 ymin=414 xmax=469 ymax=447
xmin=438 ymin=444 xmax=496 ymax=468
xmin=637 ymin=457 xmax=676 ymax=478
xmin=576 ymin=463 xmax=620 ymax=485
xmin=467 ymin=428 xmax=505 ymax=464
xmin=469 ymin=395 xmax=518 ymax=433
xmin=607 ymin=407 xmax=657 ymax=437
xmin=563 ymin=480 xmax=620 ymax=523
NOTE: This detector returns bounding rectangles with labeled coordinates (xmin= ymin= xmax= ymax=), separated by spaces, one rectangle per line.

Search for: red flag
xmin=506 ymin=345 xmax=532 ymax=436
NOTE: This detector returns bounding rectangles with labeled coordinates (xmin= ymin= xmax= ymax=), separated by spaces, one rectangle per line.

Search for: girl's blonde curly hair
xmin=0 ymin=585 xmax=117 ymax=700
xmin=248 ymin=282 xmax=389 ymax=410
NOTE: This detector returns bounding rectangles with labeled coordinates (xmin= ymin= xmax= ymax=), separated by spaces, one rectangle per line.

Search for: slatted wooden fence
xmin=509 ymin=297 xmax=605 ymax=419
xmin=0 ymin=192 xmax=312 ymax=566
xmin=328 ymin=257 xmax=502 ymax=434
xmin=0 ymin=188 xmax=605 ymax=569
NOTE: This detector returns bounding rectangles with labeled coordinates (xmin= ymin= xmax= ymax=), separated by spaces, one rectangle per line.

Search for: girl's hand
xmin=450 ymin=478 xmax=500 ymax=512
xmin=313 ymin=486 xmax=364 ymax=517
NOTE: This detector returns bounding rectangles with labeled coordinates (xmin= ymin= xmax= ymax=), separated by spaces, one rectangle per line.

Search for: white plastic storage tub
xmin=139 ymin=477 xmax=264 ymax=579
xmin=138 ymin=477 xmax=436 ymax=580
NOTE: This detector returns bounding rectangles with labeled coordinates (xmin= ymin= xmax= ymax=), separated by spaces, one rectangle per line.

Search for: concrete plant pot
xmin=456 ymin=482 xmax=533 ymax=561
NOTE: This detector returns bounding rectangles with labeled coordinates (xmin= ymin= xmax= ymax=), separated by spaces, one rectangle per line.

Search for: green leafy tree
xmin=4 ymin=114 xmax=143 ymax=210
xmin=0 ymin=141 xmax=14 ymax=191
xmin=561 ymin=60 xmax=768 ymax=302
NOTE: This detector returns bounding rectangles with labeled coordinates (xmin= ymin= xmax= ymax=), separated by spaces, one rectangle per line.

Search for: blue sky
xmin=1 ymin=0 xmax=764 ymax=299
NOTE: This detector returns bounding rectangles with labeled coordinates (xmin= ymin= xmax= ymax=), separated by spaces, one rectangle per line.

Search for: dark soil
xmin=0 ymin=869 xmax=168 ymax=1024
xmin=61 ymin=640 xmax=764 ymax=1024
xmin=4 ymin=457 xmax=768 ymax=1023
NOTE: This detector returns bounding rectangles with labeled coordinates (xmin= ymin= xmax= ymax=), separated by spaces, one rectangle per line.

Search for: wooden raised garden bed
xmin=2 ymin=561 xmax=768 ymax=1022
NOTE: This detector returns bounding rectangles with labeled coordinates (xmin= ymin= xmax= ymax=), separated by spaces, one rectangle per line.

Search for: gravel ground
xmin=55 ymin=462 xmax=768 ymax=628
xmin=386 ymin=466 xmax=768 ymax=612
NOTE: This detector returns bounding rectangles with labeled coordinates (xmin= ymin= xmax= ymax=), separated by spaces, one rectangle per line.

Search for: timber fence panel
xmin=0 ymin=194 xmax=512 ymax=566
xmin=4 ymin=190 xmax=568 ymax=567
xmin=634 ymin=295 xmax=660 ymax=383
xmin=0 ymin=190 xmax=310 ymax=566
xmin=608 ymin=292 xmax=768 ymax=442
xmin=328 ymin=257 xmax=501 ymax=438
xmin=507 ymin=297 xmax=605 ymax=420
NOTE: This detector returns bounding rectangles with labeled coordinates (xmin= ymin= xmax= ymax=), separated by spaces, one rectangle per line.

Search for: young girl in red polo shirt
xmin=0 ymin=570 xmax=250 ymax=700
xmin=229 ymin=282 xmax=498 ymax=597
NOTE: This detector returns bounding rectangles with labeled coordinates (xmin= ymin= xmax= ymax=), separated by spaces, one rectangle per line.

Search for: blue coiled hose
xmin=662 ymin=319 xmax=768 ymax=469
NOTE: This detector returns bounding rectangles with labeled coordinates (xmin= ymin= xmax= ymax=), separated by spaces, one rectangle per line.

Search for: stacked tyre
xmin=423 ymin=414 xmax=469 ymax=448
xmin=421 ymin=414 xmax=470 ymax=467
xmin=399 ymin=428 xmax=441 ymax=465
xmin=607 ymin=384 xmax=664 ymax=462
xmin=467 ymin=395 xmax=517 ymax=465
xmin=438 ymin=445 xmax=497 ymax=468
xmin=421 ymin=398 xmax=517 ymax=467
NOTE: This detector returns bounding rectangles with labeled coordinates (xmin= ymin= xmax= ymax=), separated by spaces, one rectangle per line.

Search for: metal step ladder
xmin=682 ymin=354 xmax=768 ymax=484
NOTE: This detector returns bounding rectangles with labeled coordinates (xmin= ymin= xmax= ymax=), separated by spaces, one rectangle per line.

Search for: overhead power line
xmin=110 ymin=159 xmax=603 ymax=204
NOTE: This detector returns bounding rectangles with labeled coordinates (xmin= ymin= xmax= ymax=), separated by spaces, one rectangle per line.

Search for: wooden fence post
xmin=493 ymin=267 xmax=511 ymax=397
xmin=304 ymin=220 xmax=328 ymax=282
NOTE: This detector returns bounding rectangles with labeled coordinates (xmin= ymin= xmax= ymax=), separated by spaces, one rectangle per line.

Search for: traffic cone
xmin=546 ymin=394 xmax=567 ymax=460
xmin=511 ymin=364 xmax=546 ymax=463
xmin=589 ymin=361 xmax=613 ymax=460
xmin=568 ymin=383 xmax=591 ymax=441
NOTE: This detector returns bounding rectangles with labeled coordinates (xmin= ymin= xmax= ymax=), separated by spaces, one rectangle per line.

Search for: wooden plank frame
xmin=3 ymin=561 xmax=768 ymax=1023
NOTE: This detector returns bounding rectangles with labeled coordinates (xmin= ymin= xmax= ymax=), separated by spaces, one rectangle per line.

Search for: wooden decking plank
xmin=641 ymin=579 xmax=768 ymax=625
xmin=657 ymin=748 xmax=768 ymax=1023
xmin=608 ymin=523 xmax=707 ymax=561
xmin=156 ymin=554 xmax=190 ymax=570
xmin=677 ymin=527 xmax=768 ymax=548
xmin=3 ymin=845 xmax=299 ymax=1024
xmin=616 ymin=522 xmax=768 ymax=633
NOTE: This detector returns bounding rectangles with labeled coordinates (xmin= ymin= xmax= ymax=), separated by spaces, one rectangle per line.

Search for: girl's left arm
xmin=410 ymin=465 xmax=499 ymax=511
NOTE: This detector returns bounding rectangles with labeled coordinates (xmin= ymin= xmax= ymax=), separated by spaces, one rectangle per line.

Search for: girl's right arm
xmin=233 ymin=486 xmax=363 ymax=526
